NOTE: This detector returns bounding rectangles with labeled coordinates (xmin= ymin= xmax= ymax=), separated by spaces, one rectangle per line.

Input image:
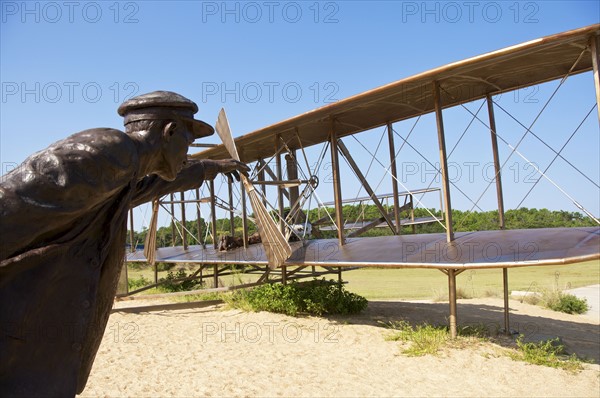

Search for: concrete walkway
xmin=566 ymin=284 xmax=599 ymax=323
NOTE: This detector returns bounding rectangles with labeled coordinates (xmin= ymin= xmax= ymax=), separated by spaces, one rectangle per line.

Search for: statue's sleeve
xmin=0 ymin=129 xmax=137 ymax=261
xmin=131 ymin=160 xmax=209 ymax=207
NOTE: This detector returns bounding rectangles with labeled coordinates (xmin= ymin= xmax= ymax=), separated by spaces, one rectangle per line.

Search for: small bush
xmin=128 ymin=275 xmax=151 ymax=291
xmin=545 ymin=293 xmax=589 ymax=314
xmin=159 ymin=269 xmax=203 ymax=293
xmin=128 ymin=262 xmax=144 ymax=271
xmin=156 ymin=262 xmax=176 ymax=272
xmin=522 ymin=294 xmax=541 ymax=306
xmin=455 ymin=287 xmax=472 ymax=299
xmin=383 ymin=321 xmax=490 ymax=356
xmin=509 ymin=335 xmax=583 ymax=372
xmin=225 ymin=279 xmax=368 ymax=316
xmin=384 ymin=321 xmax=448 ymax=356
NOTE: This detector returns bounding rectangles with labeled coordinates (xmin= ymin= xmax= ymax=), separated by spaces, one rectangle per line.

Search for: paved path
xmin=566 ymin=284 xmax=599 ymax=322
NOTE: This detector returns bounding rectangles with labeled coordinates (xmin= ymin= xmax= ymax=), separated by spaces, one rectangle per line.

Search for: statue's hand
xmin=214 ymin=159 xmax=250 ymax=181
xmin=218 ymin=159 xmax=250 ymax=181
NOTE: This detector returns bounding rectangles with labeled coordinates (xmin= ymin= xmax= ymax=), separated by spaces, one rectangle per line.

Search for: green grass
xmin=383 ymin=320 xmax=586 ymax=372
xmin=342 ymin=260 xmax=599 ymax=300
xmin=383 ymin=320 xmax=490 ymax=356
xmin=125 ymin=260 xmax=599 ymax=301
xmin=509 ymin=335 xmax=585 ymax=373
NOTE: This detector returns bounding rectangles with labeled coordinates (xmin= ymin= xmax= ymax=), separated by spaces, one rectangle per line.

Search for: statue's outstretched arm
xmin=130 ymin=158 xmax=248 ymax=207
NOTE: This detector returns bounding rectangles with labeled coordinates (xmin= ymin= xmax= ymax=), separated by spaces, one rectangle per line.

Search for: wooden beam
xmin=329 ymin=120 xmax=345 ymax=246
xmin=286 ymin=151 xmax=300 ymax=222
xmin=241 ymin=180 xmax=248 ymax=248
xmin=227 ymin=178 xmax=235 ymax=236
xmin=276 ymin=136 xmax=285 ymax=234
xmin=257 ymin=159 xmax=267 ymax=207
xmin=209 ymin=180 xmax=217 ymax=250
xmin=195 ymin=188 xmax=203 ymax=247
xmin=433 ymin=81 xmax=454 ymax=243
xmin=448 ymin=268 xmax=457 ymax=339
xmin=503 ymin=268 xmax=511 ymax=335
xmin=486 ymin=94 xmax=505 ymax=229
xmin=276 ymin=138 xmax=289 ymax=284
xmin=213 ymin=264 xmax=219 ymax=288
xmin=347 ymin=203 xmax=412 ymax=238
xmin=337 ymin=139 xmax=396 ymax=234
xmin=387 ymin=121 xmax=401 ymax=234
xmin=170 ymin=193 xmax=176 ymax=246
xmin=591 ymin=34 xmax=600 ymax=124
xmin=180 ymin=191 xmax=188 ymax=250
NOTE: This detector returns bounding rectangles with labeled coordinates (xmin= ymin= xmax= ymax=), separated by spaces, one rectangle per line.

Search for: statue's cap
xmin=118 ymin=91 xmax=214 ymax=138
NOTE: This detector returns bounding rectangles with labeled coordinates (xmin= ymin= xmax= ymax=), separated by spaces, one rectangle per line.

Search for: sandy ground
xmin=78 ymin=297 xmax=600 ymax=397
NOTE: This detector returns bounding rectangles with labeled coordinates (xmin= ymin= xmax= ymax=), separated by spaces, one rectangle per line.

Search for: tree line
xmin=127 ymin=206 xmax=597 ymax=248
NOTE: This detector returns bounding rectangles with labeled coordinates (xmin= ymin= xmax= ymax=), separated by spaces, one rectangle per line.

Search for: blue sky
xmin=1 ymin=1 xmax=599 ymax=231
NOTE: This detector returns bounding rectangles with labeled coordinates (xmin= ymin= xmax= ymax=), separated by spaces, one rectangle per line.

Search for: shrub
xmin=545 ymin=293 xmax=589 ymax=314
xmin=128 ymin=275 xmax=151 ymax=291
xmin=156 ymin=262 xmax=175 ymax=272
xmin=159 ymin=269 xmax=203 ymax=293
xmin=225 ymin=279 xmax=368 ymax=316
xmin=128 ymin=262 xmax=144 ymax=271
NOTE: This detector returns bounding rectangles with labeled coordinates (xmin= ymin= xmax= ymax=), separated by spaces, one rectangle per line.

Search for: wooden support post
xmin=180 ymin=191 xmax=188 ymax=250
xmin=338 ymin=139 xmax=396 ymax=233
xmin=228 ymin=178 xmax=235 ymax=236
xmin=195 ymin=188 xmax=203 ymax=245
xmin=410 ymin=195 xmax=416 ymax=234
xmin=503 ymin=268 xmax=511 ymax=335
xmin=329 ymin=120 xmax=345 ymax=246
xmin=486 ymin=94 xmax=505 ymax=229
xmin=276 ymin=137 xmax=285 ymax=234
xmin=209 ymin=180 xmax=218 ymax=249
xmin=213 ymin=264 xmax=219 ymax=288
xmin=170 ymin=193 xmax=176 ymax=246
xmin=286 ymin=151 xmax=300 ymax=222
xmin=129 ymin=209 xmax=135 ymax=252
xmin=279 ymin=148 xmax=289 ymax=285
xmin=433 ymin=81 xmax=454 ymax=243
xmin=258 ymin=159 xmax=267 ymax=207
xmin=241 ymin=180 xmax=248 ymax=248
xmin=387 ymin=122 xmax=401 ymax=234
xmin=590 ymin=34 xmax=600 ymax=124
xmin=448 ymin=268 xmax=457 ymax=339
xmin=338 ymin=267 xmax=343 ymax=285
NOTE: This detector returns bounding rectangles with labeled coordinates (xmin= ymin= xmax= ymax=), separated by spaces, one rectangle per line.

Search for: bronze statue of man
xmin=0 ymin=91 xmax=249 ymax=396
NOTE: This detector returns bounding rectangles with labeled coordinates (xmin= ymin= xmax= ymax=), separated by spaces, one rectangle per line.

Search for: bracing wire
xmin=516 ymin=104 xmax=597 ymax=208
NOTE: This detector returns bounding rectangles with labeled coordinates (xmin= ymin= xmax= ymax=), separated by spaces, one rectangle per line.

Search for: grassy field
xmin=341 ymin=260 xmax=600 ymax=300
xmin=125 ymin=259 xmax=599 ymax=301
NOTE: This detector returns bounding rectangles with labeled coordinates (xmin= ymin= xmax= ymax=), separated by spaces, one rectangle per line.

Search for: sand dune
xmin=78 ymin=297 xmax=599 ymax=397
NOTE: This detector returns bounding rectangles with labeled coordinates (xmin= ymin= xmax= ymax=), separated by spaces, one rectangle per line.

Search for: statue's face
xmin=155 ymin=121 xmax=194 ymax=181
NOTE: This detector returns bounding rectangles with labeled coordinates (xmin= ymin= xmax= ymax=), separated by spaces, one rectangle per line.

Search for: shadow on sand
xmin=331 ymin=300 xmax=600 ymax=364
xmin=111 ymin=298 xmax=600 ymax=363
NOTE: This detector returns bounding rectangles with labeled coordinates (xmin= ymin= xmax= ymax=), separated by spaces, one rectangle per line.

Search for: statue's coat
xmin=0 ymin=128 xmax=206 ymax=396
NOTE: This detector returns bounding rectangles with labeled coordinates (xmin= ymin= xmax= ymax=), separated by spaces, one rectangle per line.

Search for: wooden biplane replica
xmin=123 ymin=24 xmax=600 ymax=337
